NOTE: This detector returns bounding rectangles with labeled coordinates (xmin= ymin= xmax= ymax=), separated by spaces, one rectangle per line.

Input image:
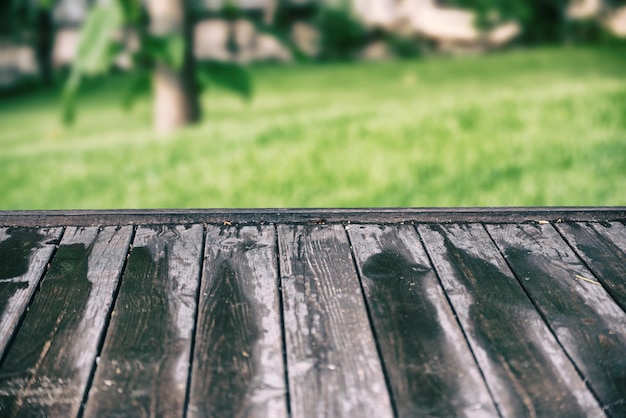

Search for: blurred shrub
xmin=446 ymin=0 xmax=566 ymax=44
xmin=565 ymin=18 xmax=610 ymax=43
xmin=384 ymin=33 xmax=424 ymax=58
xmin=447 ymin=0 xmax=626 ymax=44
xmin=314 ymin=6 xmax=367 ymax=60
xmin=266 ymin=1 xmax=368 ymax=61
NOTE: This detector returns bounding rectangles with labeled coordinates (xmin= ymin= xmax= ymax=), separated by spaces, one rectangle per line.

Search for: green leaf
xmin=143 ymin=34 xmax=185 ymax=70
xmin=37 ymin=0 xmax=53 ymax=11
xmin=116 ymin=0 xmax=144 ymax=24
xmin=61 ymin=72 xmax=80 ymax=125
xmin=196 ymin=61 xmax=253 ymax=100
xmin=74 ymin=2 xmax=123 ymax=75
xmin=167 ymin=35 xmax=185 ymax=69
xmin=122 ymin=70 xmax=151 ymax=110
xmin=61 ymin=1 xmax=123 ymax=125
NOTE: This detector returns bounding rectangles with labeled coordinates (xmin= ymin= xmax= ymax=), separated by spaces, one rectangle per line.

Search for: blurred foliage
xmin=3 ymin=0 xmax=624 ymax=113
xmin=314 ymin=6 xmax=367 ymax=60
xmin=1 ymin=0 xmax=56 ymax=86
xmin=219 ymin=0 xmax=244 ymax=21
xmin=0 ymin=0 xmax=44 ymax=38
xmin=447 ymin=0 xmax=563 ymax=42
xmin=205 ymin=0 xmax=370 ymax=60
xmin=447 ymin=0 xmax=626 ymax=44
xmin=63 ymin=0 xmax=137 ymax=123
xmin=63 ymin=0 xmax=252 ymax=125
xmin=253 ymin=2 xmax=316 ymax=61
xmin=196 ymin=61 xmax=253 ymax=100
xmin=383 ymin=32 xmax=424 ymax=58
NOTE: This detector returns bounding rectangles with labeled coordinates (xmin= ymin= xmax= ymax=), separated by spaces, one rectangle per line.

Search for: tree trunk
xmin=35 ymin=9 xmax=54 ymax=86
xmin=148 ymin=0 xmax=200 ymax=134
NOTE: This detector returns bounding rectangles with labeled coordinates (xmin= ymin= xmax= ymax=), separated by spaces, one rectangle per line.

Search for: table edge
xmin=0 ymin=207 xmax=624 ymax=227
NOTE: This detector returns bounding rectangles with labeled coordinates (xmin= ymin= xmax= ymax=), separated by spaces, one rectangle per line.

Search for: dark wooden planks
xmin=278 ymin=224 xmax=393 ymax=418
xmin=418 ymin=223 xmax=604 ymax=417
xmin=84 ymin=224 xmax=203 ymax=418
xmin=556 ymin=221 xmax=626 ymax=312
xmin=0 ymin=212 xmax=623 ymax=418
xmin=1 ymin=207 xmax=625 ymax=227
xmin=348 ymin=224 xmax=498 ymax=417
xmin=0 ymin=226 xmax=132 ymax=417
xmin=188 ymin=225 xmax=287 ymax=418
xmin=487 ymin=223 xmax=626 ymax=417
xmin=0 ymin=227 xmax=62 ymax=359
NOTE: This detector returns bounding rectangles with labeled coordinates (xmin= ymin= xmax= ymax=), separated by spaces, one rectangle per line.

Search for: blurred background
xmin=1 ymin=0 xmax=625 ymax=209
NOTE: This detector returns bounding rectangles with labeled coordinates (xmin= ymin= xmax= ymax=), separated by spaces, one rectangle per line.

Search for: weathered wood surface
xmin=188 ymin=225 xmax=287 ymax=418
xmin=487 ymin=223 xmax=626 ymax=417
xmin=347 ymin=224 xmax=498 ymax=417
xmin=0 ymin=226 xmax=132 ymax=417
xmin=278 ymin=224 xmax=393 ymax=418
xmin=417 ymin=223 xmax=604 ymax=417
xmin=1 ymin=207 xmax=625 ymax=227
xmin=84 ymin=225 xmax=203 ymax=418
xmin=0 ymin=211 xmax=624 ymax=418
xmin=0 ymin=227 xmax=62 ymax=359
xmin=556 ymin=221 xmax=626 ymax=312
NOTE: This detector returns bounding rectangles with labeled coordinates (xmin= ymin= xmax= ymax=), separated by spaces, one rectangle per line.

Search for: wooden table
xmin=0 ymin=208 xmax=625 ymax=417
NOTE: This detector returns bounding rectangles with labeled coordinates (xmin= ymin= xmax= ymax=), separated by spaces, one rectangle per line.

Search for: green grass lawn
xmin=1 ymin=46 xmax=625 ymax=209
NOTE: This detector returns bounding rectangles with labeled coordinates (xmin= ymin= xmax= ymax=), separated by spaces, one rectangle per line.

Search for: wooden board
xmin=84 ymin=224 xmax=203 ymax=418
xmin=417 ymin=223 xmax=604 ymax=418
xmin=556 ymin=221 xmax=626 ymax=312
xmin=188 ymin=225 xmax=287 ymax=418
xmin=278 ymin=224 xmax=393 ymax=418
xmin=347 ymin=224 xmax=498 ymax=417
xmin=1 ymin=207 xmax=625 ymax=227
xmin=0 ymin=212 xmax=624 ymax=418
xmin=0 ymin=226 xmax=132 ymax=417
xmin=0 ymin=227 xmax=62 ymax=359
xmin=487 ymin=223 xmax=626 ymax=417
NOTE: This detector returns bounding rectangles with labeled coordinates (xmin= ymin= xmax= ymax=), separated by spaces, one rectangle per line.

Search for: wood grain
xmin=487 ymin=223 xmax=626 ymax=417
xmin=278 ymin=224 xmax=393 ymax=418
xmin=188 ymin=225 xmax=287 ymax=418
xmin=1 ymin=207 xmax=624 ymax=227
xmin=84 ymin=224 xmax=203 ymax=418
xmin=0 ymin=226 xmax=132 ymax=417
xmin=0 ymin=227 xmax=62 ymax=359
xmin=348 ymin=224 xmax=498 ymax=417
xmin=0 ymin=212 xmax=623 ymax=418
xmin=556 ymin=221 xmax=626 ymax=312
xmin=418 ymin=223 xmax=604 ymax=418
